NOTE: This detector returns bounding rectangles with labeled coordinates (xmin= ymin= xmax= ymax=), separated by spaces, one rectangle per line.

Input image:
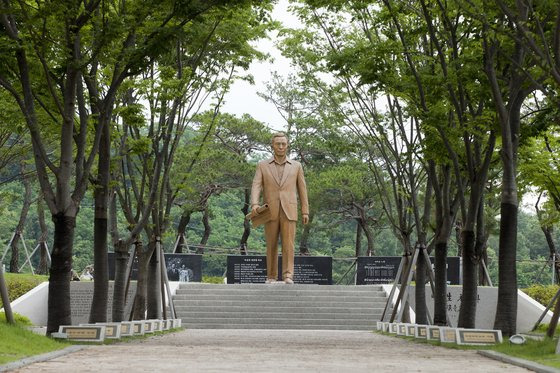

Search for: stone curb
xmin=477 ymin=350 xmax=560 ymax=373
xmin=0 ymin=345 xmax=87 ymax=372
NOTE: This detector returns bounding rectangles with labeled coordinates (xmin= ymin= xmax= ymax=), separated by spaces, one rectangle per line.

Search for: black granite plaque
xmin=226 ymin=255 xmax=332 ymax=285
xmin=356 ymin=256 xmax=461 ymax=285
xmin=443 ymin=256 xmax=461 ymax=285
xmin=108 ymin=253 xmax=202 ymax=282
xmin=227 ymin=255 xmax=267 ymax=283
xmin=292 ymin=256 xmax=332 ymax=285
xmin=356 ymin=257 xmax=401 ymax=285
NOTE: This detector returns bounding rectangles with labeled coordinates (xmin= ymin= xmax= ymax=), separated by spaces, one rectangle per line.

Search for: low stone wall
xmin=382 ymin=284 xmax=552 ymax=333
xmin=9 ymin=281 xmax=179 ymax=326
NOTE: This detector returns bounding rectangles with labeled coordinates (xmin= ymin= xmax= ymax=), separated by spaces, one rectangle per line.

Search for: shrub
xmin=0 ymin=273 xmax=47 ymax=308
xmin=524 ymin=284 xmax=560 ymax=306
xmin=202 ymin=275 xmax=224 ymax=284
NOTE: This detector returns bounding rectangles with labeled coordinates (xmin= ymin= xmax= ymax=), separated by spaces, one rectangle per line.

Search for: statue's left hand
xmin=303 ymin=214 xmax=309 ymax=225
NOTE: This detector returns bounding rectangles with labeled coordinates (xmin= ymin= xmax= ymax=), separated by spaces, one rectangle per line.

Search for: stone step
xmin=180 ymin=323 xmax=375 ymax=330
xmin=172 ymin=294 xmax=387 ymax=302
xmin=175 ymin=289 xmax=385 ymax=298
xmin=175 ymin=289 xmax=386 ymax=297
xmin=177 ymin=283 xmax=384 ymax=291
xmin=173 ymin=300 xmax=387 ymax=308
xmin=174 ymin=306 xmax=389 ymax=315
xmin=172 ymin=283 xmax=389 ymax=330
xmin=177 ymin=311 xmax=381 ymax=320
xmin=179 ymin=317 xmax=377 ymax=326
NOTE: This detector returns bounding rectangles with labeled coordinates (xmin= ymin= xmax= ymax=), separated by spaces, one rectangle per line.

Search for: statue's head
xmin=271 ymin=132 xmax=289 ymax=158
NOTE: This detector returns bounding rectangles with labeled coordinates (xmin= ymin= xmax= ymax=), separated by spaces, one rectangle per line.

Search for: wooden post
xmin=159 ymin=246 xmax=176 ymax=319
xmin=18 ymin=235 xmax=34 ymax=275
xmin=158 ymin=242 xmax=167 ymax=320
xmin=394 ymin=248 xmax=420 ymax=322
xmin=480 ymin=257 xmax=493 ymax=287
xmin=19 ymin=243 xmax=40 ymax=273
xmin=420 ymin=247 xmax=435 ymax=325
xmin=171 ymin=234 xmax=182 ymax=254
xmin=0 ymin=232 xmax=17 ymax=265
xmin=532 ymin=286 xmax=560 ymax=331
xmin=380 ymin=256 xmax=406 ymax=321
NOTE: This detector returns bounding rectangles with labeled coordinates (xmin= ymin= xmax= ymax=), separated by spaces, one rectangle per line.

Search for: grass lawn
xmin=385 ymin=331 xmax=560 ymax=369
xmin=492 ymin=336 xmax=560 ymax=369
xmin=0 ymin=322 xmax=69 ymax=365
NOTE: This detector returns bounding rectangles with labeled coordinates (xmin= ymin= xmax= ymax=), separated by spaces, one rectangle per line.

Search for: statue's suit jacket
xmin=251 ymin=158 xmax=309 ymax=221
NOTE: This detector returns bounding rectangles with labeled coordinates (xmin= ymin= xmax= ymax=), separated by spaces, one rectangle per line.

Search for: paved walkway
xmin=13 ymin=329 xmax=529 ymax=372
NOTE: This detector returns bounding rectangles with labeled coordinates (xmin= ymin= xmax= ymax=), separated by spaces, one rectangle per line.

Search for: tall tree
xmin=0 ymin=0 xmax=267 ymax=332
xmin=0 ymin=0 xmax=108 ymax=333
xmin=480 ymin=1 xmax=537 ymax=336
xmin=109 ymin=3 xmax=272 ymax=320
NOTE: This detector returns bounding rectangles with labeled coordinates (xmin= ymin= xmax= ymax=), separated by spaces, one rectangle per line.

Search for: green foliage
xmin=0 ymin=312 xmax=32 ymax=325
xmin=534 ymin=323 xmax=560 ymax=335
xmin=202 ymin=275 xmax=224 ymax=284
xmin=523 ymin=284 xmax=560 ymax=307
xmin=0 ymin=274 xmax=47 ymax=308
xmin=0 ymin=322 xmax=69 ymax=364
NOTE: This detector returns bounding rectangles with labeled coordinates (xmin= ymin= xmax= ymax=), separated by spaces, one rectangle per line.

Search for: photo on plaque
xmin=108 ymin=252 xmax=202 ymax=282
xmin=166 ymin=255 xmax=196 ymax=282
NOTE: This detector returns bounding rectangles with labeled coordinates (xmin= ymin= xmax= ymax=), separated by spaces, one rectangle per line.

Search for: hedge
xmin=524 ymin=284 xmax=560 ymax=307
xmin=0 ymin=273 xmax=47 ymax=309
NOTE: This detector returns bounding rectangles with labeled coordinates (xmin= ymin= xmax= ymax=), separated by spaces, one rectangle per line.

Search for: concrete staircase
xmin=172 ymin=283 xmax=389 ymax=330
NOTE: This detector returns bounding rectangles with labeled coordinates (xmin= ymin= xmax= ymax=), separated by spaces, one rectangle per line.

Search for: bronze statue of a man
xmin=251 ymin=132 xmax=309 ymax=284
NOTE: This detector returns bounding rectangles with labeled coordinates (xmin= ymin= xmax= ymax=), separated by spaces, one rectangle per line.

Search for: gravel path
xmin=13 ymin=329 xmax=530 ymax=372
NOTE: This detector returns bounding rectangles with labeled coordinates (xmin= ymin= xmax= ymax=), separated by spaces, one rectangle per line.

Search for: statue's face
xmin=272 ymin=136 xmax=288 ymax=157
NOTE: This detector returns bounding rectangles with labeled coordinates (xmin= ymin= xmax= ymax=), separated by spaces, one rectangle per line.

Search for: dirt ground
xmin=12 ymin=329 xmax=530 ymax=372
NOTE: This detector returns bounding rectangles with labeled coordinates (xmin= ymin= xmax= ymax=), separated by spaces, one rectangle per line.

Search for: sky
xmin=219 ymin=1 xmax=300 ymax=132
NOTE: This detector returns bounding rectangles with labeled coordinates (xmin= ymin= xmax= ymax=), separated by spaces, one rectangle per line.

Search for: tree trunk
xmin=36 ymin=194 xmax=49 ymax=275
xmin=476 ymin=202 xmax=490 ymax=286
xmin=9 ymin=235 xmax=20 ymax=273
xmin=146 ymin=239 xmax=162 ymax=319
xmin=414 ymin=176 xmax=433 ymax=326
xmin=455 ymin=220 xmax=463 ymax=257
xmin=415 ymin=246 xmax=428 ymax=325
xmin=362 ymin=222 xmax=374 ymax=256
xmin=133 ymin=241 xmax=153 ymax=320
xmin=458 ymin=230 xmax=477 ymax=328
xmin=433 ymin=242 xmax=448 ymax=325
xmin=240 ymin=188 xmax=251 ymax=255
xmin=176 ymin=211 xmax=191 ymax=253
xmin=541 ymin=225 xmax=560 ymax=283
xmin=198 ymin=207 xmax=211 ymax=254
xmin=37 ymin=242 xmax=49 ymax=275
xmin=112 ymin=240 xmax=129 ymax=322
xmin=89 ymin=122 xmax=110 ymax=323
xmin=47 ymin=213 xmax=76 ymax=334
xmin=355 ymin=222 xmax=362 ymax=257
xmin=493 ymin=201 xmax=518 ymax=336
xmin=547 ymin=294 xmax=560 ymax=338
xmin=9 ymin=163 xmax=32 ymax=273
xmin=400 ymin=251 xmax=412 ymax=323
